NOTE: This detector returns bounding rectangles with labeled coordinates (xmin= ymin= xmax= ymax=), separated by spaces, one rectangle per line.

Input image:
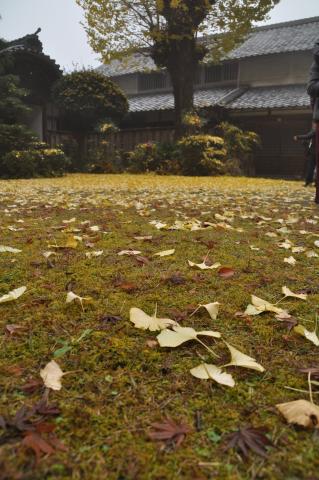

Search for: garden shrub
xmin=1 ymin=147 xmax=69 ymax=178
xmin=0 ymin=124 xmax=39 ymax=158
xmin=87 ymin=144 xmax=123 ymax=173
xmin=127 ymin=142 xmax=180 ymax=174
xmin=216 ymin=122 xmax=260 ymax=175
xmin=177 ymin=134 xmax=227 ymax=176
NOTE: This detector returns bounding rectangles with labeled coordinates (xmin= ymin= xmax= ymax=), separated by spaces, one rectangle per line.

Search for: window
xmin=205 ymin=62 xmax=238 ymax=84
xmin=138 ymin=72 xmax=168 ymax=91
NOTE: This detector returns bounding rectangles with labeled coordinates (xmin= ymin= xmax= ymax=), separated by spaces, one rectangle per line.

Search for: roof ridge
xmin=253 ymin=15 xmax=319 ymax=32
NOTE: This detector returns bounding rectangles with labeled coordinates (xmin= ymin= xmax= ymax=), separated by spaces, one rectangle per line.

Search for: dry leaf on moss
xmin=0 ymin=286 xmax=26 ymax=304
xmin=40 ymin=360 xmax=64 ymax=391
xmin=157 ymin=325 xmax=221 ymax=348
xmin=148 ymin=417 xmax=192 ymax=448
xmin=118 ymin=250 xmax=141 ymax=256
xmin=66 ymin=291 xmax=92 ymax=310
xmin=0 ymin=245 xmax=22 ymax=253
xmin=190 ymin=363 xmax=235 ymax=387
xmin=282 ymin=286 xmax=307 ymax=301
xmin=294 ymin=325 xmax=319 ymax=346
xmin=188 ymin=260 xmax=221 ymax=270
xmin=130 ymin=307 xmax=177 ymax=332
xmin=201 ymin=302 xmax=220 ymax=320
xmin=245 ymin=295 xmax=287 ymax=316
xmin=284 ymin=256 xmax=297 ymax=265
xmin=218 ymin=267 xmax=235 ymax=278
xmin=154 ymin=249 xmax=175 ymax=257
xmin=224 ymin=343 xmax=265 ymax=372
xmin=223 ymin=426 xmax=272 ymax=459
xmin=276 ymin=399 xmax=319 ymax=428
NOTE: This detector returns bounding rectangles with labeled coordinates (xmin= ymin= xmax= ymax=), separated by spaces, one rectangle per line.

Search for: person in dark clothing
xmin=307 ymin=39 xmax=319 ymax=102
xmin=307 ymin=39 xmax=319 ymax=203
xmin=294 ymin=125 xmax=316 ymax=186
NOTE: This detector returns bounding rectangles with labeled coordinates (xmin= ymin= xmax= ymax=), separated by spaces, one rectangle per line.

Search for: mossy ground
xmin=0 ymin=174 xmax=319 ymax=480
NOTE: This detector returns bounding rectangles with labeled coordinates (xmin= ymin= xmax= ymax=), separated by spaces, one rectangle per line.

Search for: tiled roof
xmin=97 ymin=54 xmax=157 ymax=77
xmin=129 ymin=88 xmax=234 ymax=112
xmin=226 ymin=84 xmax=311 ymax=111
xmin=227 ymin=17 xmax=319 ymax=60
xmin=98 ymin=16 xmax=319 ymax=77
xmin=128 ymin=85 xmax=311 ymax=113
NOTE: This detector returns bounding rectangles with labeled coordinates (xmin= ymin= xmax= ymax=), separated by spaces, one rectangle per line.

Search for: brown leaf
xmin=5 ymin=324 xmax=26 ymax=336
xmin=3 ymin=365 xmax=25 ymax=376
xmin=135 ymin=255 xmax=150 ymax=266
xmin=98 ymin=314 xmax=122 ymax=329
xmin=22 ymin=431 xmax=54 ymax=463
xmin=34 ymin=398 xmax=61 ymax=417
xmin=148 ymin=417 xmax=192 ymax=448
xmin=20 ymin=379 xmax=43 ymax=395
xmin=165 ymin=273 xmax=187 ymax=285
xmin=117 ymin=282 xmax=138 ymax=293
xmin=223 ymin=426 xmax=272 ymax=459
xmin=218 ymin=267 xmax=235 ymax=279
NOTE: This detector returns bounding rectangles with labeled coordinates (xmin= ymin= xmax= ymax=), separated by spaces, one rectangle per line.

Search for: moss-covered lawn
xmin=1 ymin=174 xmax=319 ymax=479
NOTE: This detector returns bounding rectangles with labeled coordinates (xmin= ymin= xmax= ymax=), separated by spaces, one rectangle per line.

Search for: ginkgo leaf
xmin=43 ymin=251 xmax=56 ymax=259
xmin=66 ymin=291 xmax=92 ymax=310
xmin=188 ymin=260 xmax=221 ymax=270
xmin=118 ymin=250 xmax=141 ymax=256
xmin=306 ymin=250 xmax=319 ymax=258
xmin=284 ymin=256 xmax=297 ymax=265
xmin=130 ymin=307 xmax=177 ymax=332
xmin=201 ymin=302 xmax=220 ymax=320
xmin=157 ymin=326 xmax=221 ymax=348
xmin=0 ymin=246 xmax=22 ymax=253
xmin=40 ymin=360 xmax=64 ymax=391
xmin=282 ymin=286 xmax=307 ymax=301
xmin=294 ymin=325 xmax=319 ymax=346
xmin=245 ymin=295 xmax=286 ymax=316
xmin=154 ymin=249 xmax=175 ymax=257
xmin=278 ymin=239 xmax=292 ymax=249
xmin=190 ymin=363 xmax=235 ymax=387
xmin=85 ymin=250 xmax=103 ymax=258
xmin=292 ymin=246 xmax=306 ymax=253
xmin=134 ymin=235 xmax=153 ymax=241
xmin=62 ymin=217 xmax=76 ymax=224
xmin=276 ymin=399 xmax=319 ymax=428
xmin=0 ymin=286 xmax=26 ymax=304
xmin=224 ymin=343 xmax=265 ymax=372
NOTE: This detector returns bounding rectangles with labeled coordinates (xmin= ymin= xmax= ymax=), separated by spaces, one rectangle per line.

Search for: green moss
xmin=0 ymin=174 xmax=318 ymax=479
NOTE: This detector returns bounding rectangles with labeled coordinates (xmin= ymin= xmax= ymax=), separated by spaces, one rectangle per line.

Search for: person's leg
xmin=305 ymin=154 xmax=316 ymax=185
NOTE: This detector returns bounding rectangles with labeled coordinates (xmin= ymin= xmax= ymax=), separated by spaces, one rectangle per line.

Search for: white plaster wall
xmin=239 ymin=51 xmax=313 ymax=87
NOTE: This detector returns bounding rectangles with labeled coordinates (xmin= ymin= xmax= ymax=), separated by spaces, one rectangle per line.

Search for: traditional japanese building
xmin=1 ymin=29 xmax=61 ymax=141
xmin=98 ymin=16 xmax=318 ymax=177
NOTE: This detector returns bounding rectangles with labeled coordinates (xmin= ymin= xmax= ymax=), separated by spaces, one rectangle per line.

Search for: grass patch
xmin=0 ymin=174 xmax=319 ymax=479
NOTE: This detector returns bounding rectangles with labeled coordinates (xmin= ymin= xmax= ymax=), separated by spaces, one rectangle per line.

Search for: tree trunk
xmin=168 ymin=38 xmax=196 ymax=140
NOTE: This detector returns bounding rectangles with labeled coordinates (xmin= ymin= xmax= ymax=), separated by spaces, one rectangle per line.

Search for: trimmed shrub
xmin=177 ymin=134 xmax=227 ymax=176
xmin=127 ymin=142 xmax=180 ymax=174
xmin=216 ymin=122 xmax=260 ymax=175
xmin=1 ymin=148 xmax=69 ymax=178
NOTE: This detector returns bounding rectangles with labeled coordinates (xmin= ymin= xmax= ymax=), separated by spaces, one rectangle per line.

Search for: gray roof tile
xmin=128 ymin=84 xmax=311 ymax=113
xmin=129 ymin=87 xmax=234 ymax=112
xmin=226 ymin=84 xmax=311 ymax=110
xmin=227 ymin=17 xmax=319 ymax=59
